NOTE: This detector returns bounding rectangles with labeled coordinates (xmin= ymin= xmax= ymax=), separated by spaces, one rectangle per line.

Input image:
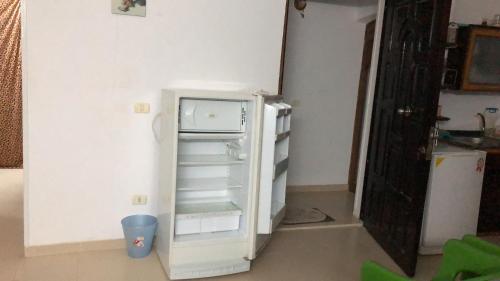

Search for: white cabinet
xmin=156 ymin=89 xmax=291 ymax=280
xmin=419 ymin=145 xmax=486 ymax=255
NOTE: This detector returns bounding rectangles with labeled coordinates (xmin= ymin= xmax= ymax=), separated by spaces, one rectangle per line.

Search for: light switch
xmin=134 ymin=103 xmax=150 ymax=114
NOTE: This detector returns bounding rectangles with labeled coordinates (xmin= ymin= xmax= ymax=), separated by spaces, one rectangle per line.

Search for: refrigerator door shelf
xmin=274 ymin=157 xmax=289 ymax=180
xmin=271 ymin=202 xmax=286 ymax=231
xmin=257 ymin=102 xmax=291 ymax=235
xmin=275 ymin=131 xmax=290 ymax=143
xmin=275 ymin=103 xmax=292 ymax=117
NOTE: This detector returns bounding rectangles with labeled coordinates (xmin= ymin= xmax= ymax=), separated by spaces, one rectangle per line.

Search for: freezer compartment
xmin=175 ymin=202 xmax=242 ymax=235
xmin=179 ymin=99 xmax=247 ymax=133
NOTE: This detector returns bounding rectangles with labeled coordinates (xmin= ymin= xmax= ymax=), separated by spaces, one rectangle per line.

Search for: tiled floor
xmin=1 ymin=170 xmax=445 ymax=281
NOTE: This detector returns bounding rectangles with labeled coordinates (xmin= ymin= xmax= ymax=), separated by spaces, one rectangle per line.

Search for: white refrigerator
xmin=156 ymin=89 xmax=291 ymax=279
xmin=419 ymin=144 xmax=486 ymax=255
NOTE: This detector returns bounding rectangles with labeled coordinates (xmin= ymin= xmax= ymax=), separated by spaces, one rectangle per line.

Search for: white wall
xmin=440 ymin=93 xmax=500 ymax=130
xmin=23 ymin=0 xmax=286 ymax=246
xmin=282 ymin=2 xmax=367 ymax=186
xmin=450 ymin=0 xmax=500 ymax=24
xmin=439 ymin=0 xmax=500 ymax=130
xmin=356 ymin=2 xmax=378 ymax=21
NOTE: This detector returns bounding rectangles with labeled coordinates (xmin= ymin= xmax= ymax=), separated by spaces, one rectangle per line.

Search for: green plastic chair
xmin=361 ymin=263 xmax=500 ymax=281
xmin=462 ymin=235 xmax=500 ymax=258
xmin=361 ymin=261 xmax=411 ymax=281
xmin=464 ymin=272 xmax=500 ymax=281
xmin=361 ymin=235 xmax=500 ymax=281
xmin=433 ymin=236 xmax=500 ymax=281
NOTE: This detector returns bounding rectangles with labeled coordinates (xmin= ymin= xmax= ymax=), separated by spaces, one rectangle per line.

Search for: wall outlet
xmin=132 ymin=195 xmax=148 ymax=205
xmin=134 ymin=103 xmax=150 ymax=113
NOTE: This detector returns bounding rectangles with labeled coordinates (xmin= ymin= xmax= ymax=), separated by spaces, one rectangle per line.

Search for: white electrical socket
xmin=134 ymin=103 xmax=150 ymax=113
xmin=132 ymin=195 xmax=148 ymax=205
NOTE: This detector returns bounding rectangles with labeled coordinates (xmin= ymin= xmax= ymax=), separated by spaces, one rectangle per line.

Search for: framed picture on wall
xmin=112 ymin=0 xmax=146 ymax=17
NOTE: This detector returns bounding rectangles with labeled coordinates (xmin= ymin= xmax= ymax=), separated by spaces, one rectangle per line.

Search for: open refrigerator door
xmin=252 ymin=95 xmax=292 ymax=257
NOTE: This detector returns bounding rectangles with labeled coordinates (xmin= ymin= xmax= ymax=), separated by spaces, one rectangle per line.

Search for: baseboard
xmin=25 ymin=239 xmax=126 ymax=257
xmin=286 ymin=184 xmax=348 ymax=193
xmin=277 ymin=222 xmax=363 ymax=232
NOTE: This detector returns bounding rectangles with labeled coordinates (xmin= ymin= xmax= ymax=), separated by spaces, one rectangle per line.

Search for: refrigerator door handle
xmin=423 ymin=126 xmax=439 ymax=160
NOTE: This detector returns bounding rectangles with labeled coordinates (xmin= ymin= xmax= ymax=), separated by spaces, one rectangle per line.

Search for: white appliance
xmin=419 ymin=144 xmax=486 ymax=255
xmin=156 ymin=89 xmax=291 ymax=279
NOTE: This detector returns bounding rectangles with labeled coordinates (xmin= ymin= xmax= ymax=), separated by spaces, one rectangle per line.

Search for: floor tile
xmin=0 ymin=257 xmax=22 ymax=281
xmin=414 ymin=255 xmax=442 ymax=281
xmin=77 ymin=250 xmax=167 ymax=281
xmin=1 ymin=170 xmax=480 ymax=281
xmin=14 ymin=254 xmax=78 ymax=281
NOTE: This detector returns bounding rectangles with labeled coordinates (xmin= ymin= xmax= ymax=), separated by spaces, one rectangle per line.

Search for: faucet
xmin=477 ymin=113 xmax=486 ymax=136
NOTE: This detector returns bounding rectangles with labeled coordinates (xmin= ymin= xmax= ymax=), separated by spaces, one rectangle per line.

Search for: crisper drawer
xmin=179 ymin=99 xmax=247 ymax=132
xmin=174 ymin=202 xmax=242 ymax=235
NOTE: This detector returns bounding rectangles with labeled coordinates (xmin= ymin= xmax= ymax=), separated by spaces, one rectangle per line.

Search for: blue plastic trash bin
xmin=121 ymin=215 xmax=158 ymax=258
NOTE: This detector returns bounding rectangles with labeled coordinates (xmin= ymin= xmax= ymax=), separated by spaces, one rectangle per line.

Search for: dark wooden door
xmin=361 ymin=0 xmax=451 ymax=276
xmin=349 ymin=20 xmax=376 ymax=193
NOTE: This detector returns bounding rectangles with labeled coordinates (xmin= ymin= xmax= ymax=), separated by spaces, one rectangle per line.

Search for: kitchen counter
xmin=442 ymin=139 xmax=498 ymax=152
xmin=441 ymin=139 xmax=500 ymax=155
xmin=442 ymin=137 xmax=500 ymax=149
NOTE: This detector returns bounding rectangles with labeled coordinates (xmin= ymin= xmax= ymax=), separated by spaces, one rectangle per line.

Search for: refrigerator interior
xmin=173 ymin=99 xmax=255 ymax=243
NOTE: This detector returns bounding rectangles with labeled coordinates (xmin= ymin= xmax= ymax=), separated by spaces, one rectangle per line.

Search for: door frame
xmin=352 ymin=0 xmax=386 ymax=218
xmin=278 ymin=0 xmax=290 ymax=96
xmin=21 ymin=0 xmax=29 ymax=248
xmin=347 ymin=19 xmax=376 ymax=194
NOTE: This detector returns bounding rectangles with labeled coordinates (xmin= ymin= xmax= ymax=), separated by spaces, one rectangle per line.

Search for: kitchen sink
xmin=451 ymin=136 xmax=484 ymax=144
xmin=446 ymin=135 xmax=500 ymax=149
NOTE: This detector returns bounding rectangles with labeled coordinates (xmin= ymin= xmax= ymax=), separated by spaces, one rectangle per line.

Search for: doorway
xmin=280 ymin=0 xmax=452 ymax=277
xmin=280 ymin=1 xmax=379 ymax=230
